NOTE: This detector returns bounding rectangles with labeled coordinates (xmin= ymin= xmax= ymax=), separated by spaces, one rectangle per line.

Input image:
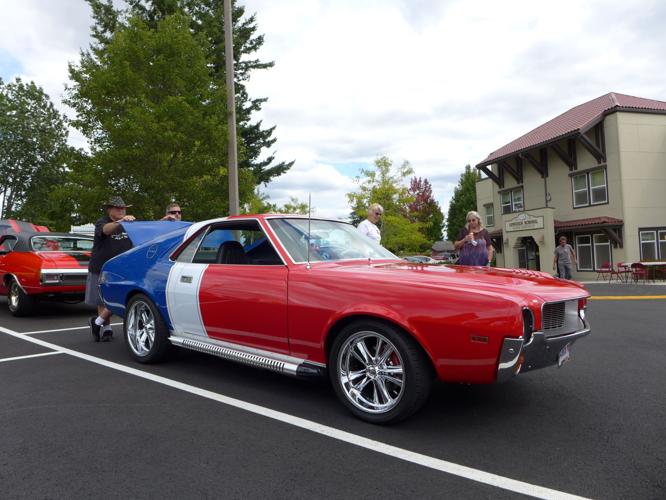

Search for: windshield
xmin=268 ymin=218 xmax=397 ymax=263
xmin=31 ymin=235 xmax=93 ymax=252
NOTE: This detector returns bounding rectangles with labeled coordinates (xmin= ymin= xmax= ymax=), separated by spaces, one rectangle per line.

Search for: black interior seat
xmin=216 ymin=241 xmax=249 ymax=264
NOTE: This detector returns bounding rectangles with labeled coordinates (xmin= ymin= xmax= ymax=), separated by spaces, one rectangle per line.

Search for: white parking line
xmin=0 ymin=325 xmax=589 ymax=500
xmin=0 ymin=351 xmax=62 ymax=364
xmin=22 ymin=322 xmax=123 ymax=335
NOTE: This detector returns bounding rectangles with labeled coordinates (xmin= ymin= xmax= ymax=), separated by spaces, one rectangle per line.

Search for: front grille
xmin=542 ymin=302 xmax=566 ymax=330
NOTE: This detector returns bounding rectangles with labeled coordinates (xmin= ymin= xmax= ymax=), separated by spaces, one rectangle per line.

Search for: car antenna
xmin=306 ymin=193 xmax=312 ymax=270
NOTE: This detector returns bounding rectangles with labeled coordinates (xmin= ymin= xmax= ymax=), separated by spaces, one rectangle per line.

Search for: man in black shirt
xmin=85 ymin=196 xmax=135 ymax=341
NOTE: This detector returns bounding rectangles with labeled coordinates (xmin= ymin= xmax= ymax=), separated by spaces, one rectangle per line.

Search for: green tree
xmin=86 ymin=0 xmax=292 ymax=185
xmin=347 ymin=156 xmax=429 ymax=254
xmin=0 ymin=78 xmax=72 ymax=228
xmin=66 ymin=12 xmax=255 ymax=221
xmin=407 ymin=177 xmax=444 ymax=242
xmin=446 ymin=164 xmax=480 ymax=241
xmin=244 ymin=188 xmax=309 ymax=215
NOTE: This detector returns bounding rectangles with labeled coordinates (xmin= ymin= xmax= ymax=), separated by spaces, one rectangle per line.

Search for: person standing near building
xmin=454 ymin=211 xmax=494 ymax=266
xmin=553 ymin=236 xmax=577 ymax=279
xmin=161 ymin=202 xmax=182 ymax=221
xmin=85 ymin=196 xmax=135 ymax=341
xmin=357 ymin=203 xmax=383 ymax=243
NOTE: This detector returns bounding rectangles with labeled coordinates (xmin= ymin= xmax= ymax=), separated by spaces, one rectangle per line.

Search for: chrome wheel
xmin=8 ymin=281 xmax=20 ymax=312
xmin=126 ymin=300 xmax=156 ymax=357
xmin=337 ymin=331 xmax=405 ymax=414
xmin=7 ymin=279 xmax=36 ymax=316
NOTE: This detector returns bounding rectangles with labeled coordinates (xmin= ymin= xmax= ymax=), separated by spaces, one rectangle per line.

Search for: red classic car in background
xmin=0 ymin=220 xmax=93 ymax=316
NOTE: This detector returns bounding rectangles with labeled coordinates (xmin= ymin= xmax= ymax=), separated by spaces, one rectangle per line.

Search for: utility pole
xmin=224 ymin=0 xmax=239 ymax=215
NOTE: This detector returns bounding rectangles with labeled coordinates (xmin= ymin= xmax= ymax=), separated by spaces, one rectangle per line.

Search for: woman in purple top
xmin=454 ymin=210 xmax=494 ymax=266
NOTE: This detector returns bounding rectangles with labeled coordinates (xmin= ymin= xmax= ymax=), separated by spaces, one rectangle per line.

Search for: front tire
xmin=329 ymin=320 xmax=433 ymax=424
xmin=124 ymin=294 xmax=172 ymax=363
xmin=7 ymin=279 xmax=37 ymax=316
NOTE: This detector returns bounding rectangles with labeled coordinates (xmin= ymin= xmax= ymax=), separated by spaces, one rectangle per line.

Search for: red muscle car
xmin=100 ymin=215 xmax=591 ymax=423
xmin=0 ymin=228 xmax=93 ymax=316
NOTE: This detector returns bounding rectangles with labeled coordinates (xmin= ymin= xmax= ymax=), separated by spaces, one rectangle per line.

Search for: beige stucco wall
xmin=616 ymin=111 xmax=666 ymax=260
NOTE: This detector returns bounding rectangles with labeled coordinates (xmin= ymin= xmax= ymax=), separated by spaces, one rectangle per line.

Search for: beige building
xmin=475 ymin=92 xmax=666 ymax=279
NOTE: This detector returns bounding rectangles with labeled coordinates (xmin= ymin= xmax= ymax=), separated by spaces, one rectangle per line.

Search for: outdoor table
xmin=624 ymin=262 xmax=666 ymax=282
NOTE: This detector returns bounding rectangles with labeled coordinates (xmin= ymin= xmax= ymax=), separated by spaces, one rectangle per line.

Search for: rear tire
xmin=329 ymin=320 xmax=433 ymax=424
xmin=7 ymin=279 xmax=37 ymax=317
xmin=124 ymin=294 xmax=172 ymax=363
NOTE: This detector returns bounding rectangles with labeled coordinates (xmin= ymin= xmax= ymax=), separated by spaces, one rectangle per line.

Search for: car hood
xmin=315 ymin=260 xmax=589 ymax=303
xmin=37 ymin=251 xmax=90 ymax=269
xmin=119 ymin=221 xmax=192 ymax=247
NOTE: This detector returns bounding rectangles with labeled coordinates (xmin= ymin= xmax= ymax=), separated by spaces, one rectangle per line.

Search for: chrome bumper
xmin=496 ymin=318 xmax=591 ymax=382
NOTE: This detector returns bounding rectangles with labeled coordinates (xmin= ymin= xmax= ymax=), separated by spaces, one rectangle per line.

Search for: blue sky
xmin=0 ymin=50 xmax=22 ymax=81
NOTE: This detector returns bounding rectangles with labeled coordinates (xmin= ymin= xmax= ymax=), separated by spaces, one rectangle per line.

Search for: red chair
xmin=597 ymin=262 xmax=613 ymax=281
xmin=596 ymin=262 xmax=619 ymax=282
xmin=616 ymin=262 xmax=632 ymax=283
xmin=630 ymin=263 xmax=649 ymax=283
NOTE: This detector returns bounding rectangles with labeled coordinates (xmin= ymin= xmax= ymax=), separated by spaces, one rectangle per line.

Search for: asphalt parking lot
xmin=1 ymin=283 xmax=665 ymax=499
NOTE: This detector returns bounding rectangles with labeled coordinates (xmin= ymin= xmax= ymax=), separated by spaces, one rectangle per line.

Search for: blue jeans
xmin=557 ymin=262 xmax=572 ymax=280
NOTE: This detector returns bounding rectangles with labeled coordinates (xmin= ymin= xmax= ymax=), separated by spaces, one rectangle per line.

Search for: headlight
xmin=522 ymin=308 xmax=534 ymax=343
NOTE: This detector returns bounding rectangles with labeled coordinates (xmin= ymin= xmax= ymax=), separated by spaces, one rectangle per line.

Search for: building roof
xmin=478 ymin=92 xmax=666 ymax=167
xmin=554 ymin=216 xmax=623 ymax=230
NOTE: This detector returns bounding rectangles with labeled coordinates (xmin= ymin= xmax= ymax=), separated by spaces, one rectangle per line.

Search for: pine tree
xmin=446 ymin=165 xmax=480 ymax=241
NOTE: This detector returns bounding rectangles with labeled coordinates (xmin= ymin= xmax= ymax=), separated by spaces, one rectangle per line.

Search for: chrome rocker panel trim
xmin=169 ymin=333 xmax=325 ymax=378
xmin=496 ymin=317 xmax=591 ymax=383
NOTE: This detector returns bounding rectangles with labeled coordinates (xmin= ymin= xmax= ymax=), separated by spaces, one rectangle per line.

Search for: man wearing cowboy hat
xmin=85 ymin=196 xmax=135 ymax=341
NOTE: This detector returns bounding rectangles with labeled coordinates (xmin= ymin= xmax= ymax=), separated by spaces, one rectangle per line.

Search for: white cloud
xmin=2 ymin=0 xmax=665 ymax=222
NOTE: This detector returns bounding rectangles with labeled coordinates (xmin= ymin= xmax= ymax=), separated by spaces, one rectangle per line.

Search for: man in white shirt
xmin=357 ymin=203 xmax=383 ymax=243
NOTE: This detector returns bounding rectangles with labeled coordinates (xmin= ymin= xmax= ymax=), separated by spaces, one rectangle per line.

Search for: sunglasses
xmin=168 ymin=210 xmax=182 ymax=215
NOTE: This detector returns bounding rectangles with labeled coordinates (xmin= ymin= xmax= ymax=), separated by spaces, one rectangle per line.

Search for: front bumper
xmin=496 ymin=317 xmax=591 ymax=382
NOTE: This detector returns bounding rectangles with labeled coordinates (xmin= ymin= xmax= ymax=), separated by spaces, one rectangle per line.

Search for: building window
xmin=575 ymin=235 xmax=593 ymax=270
xmin=575 ymin=233 xmax=612 ymax=270
xmin=572 ymin=169 xmax=607 ymax=208
xmin=639 ymin=228 xmax=666 ymax=260
xmin=500 ymin=187 xmax=524 ymax=214
xmin=484 ymin=204 xmax=494 ymax=227
xmin=593 ymin=234 xmax=611 ymax=268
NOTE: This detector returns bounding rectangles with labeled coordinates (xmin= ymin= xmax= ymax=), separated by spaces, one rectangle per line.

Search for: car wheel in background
xmin=329 ymin=320 xmax=433 ymax=424
xmin=7 ymin=278 xmax=37 ymax=317
xmin=124 ymin=294 xmax=172 ymax=363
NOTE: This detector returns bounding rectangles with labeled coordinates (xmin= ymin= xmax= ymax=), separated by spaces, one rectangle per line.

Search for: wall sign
xmin=505 ymin=213 xmax=544 ymax=232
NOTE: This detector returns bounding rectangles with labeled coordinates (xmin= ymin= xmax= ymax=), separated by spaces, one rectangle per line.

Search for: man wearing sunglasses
xmin=161 ymin=202 xmax=182 ymax=221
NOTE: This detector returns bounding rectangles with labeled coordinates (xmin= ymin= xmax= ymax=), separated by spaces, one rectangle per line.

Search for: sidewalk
xmin=581 ymin=281 xmax=666 ymax=297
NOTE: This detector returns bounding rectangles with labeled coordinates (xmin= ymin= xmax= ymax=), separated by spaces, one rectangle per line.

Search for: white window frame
xmin=511 ymin=188 xmax=524 ymax=212
xmin=572 ymin=168 xmax=607 ymax=208
xmin=572 ymin=173 xmax=589 ymax=207
xmin=660 ymin=230 xmax=666 ymax=260
xmin=589 ymin=169 xmax=608 ymax=204
xmin=484 ymin=204 xmax=494 ymax=227
xmin=575 ymin=235 xmax=593 ymax=271
xmin=592 ymin=234 xmax=612 ymax=270
xmin=639 ymin=230 xmax=657 ymax=260
xmin=500 ymin=187 xmax=524 ymax=215
xmin=501 ymin=191 xmax=511 ymax=215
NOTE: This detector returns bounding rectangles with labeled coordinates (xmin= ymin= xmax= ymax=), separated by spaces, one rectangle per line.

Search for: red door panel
xmin=198 ymin=264 xmax=289 ymax=354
